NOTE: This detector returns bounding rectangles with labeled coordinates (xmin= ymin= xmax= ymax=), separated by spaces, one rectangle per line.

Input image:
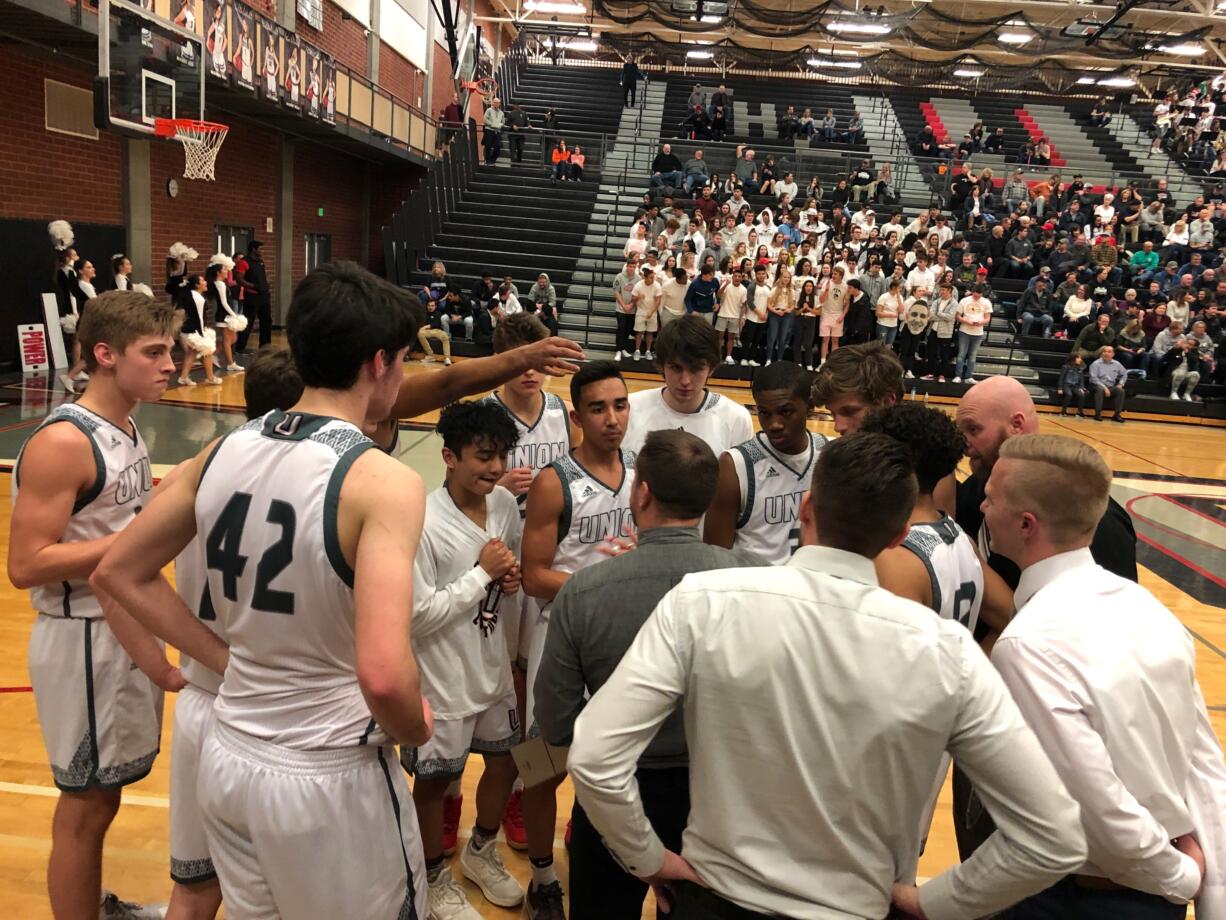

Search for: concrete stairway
xmin=851 ymin=93 xmax=932 ymax=208
xmin=568 ymin=79 xmax=667 ymax=355
xmin=929 ymin=97 xmax=1011 ymax=176
xmin=1018 ymin=103 xmax=1115 ymax=186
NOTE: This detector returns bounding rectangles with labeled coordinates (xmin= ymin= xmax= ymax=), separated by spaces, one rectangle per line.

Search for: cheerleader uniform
xmin=180 ymin=288 xmax=217 ymax=360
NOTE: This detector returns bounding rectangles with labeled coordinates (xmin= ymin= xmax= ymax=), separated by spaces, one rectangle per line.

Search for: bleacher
xmin=387 ymin=62 xmax=1223 ymax=418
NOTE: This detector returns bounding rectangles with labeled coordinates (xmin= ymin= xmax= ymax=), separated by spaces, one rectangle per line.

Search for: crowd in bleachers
xmin=1150 ymin=71 xmax=1226 ymax=175
xmin=618 ymin=140 xmax=1226 ymax=404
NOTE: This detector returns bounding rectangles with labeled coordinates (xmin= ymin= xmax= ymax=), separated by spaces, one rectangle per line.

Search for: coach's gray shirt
xmin=534 ymin=526 xmax=761 ymax=767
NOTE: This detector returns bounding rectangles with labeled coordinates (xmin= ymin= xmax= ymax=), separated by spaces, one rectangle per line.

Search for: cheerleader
xmin=207 ymin=254 xmax=246 ymax=371
xmin=48 ymin=221 xmax=90 ymax=394
xmin=177 ymin=274 xmax=221 ymax=386
xmin=323 ymin=72 xmax=336 ymax=120
xmin=165 ymin=241 xmax=197 ymax=297
xmin=111 ymin=253 xmax=132 ymax=291
xmin=263 ymin=33 xmax=279 ymax=97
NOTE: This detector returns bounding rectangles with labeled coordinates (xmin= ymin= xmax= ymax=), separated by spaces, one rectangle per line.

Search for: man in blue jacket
xmin=684 ymin=265 xmax=719 ymax=324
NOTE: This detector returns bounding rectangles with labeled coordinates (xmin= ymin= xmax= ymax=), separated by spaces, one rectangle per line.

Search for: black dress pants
xmin=569 ymin=767 xmax=689 ymax=920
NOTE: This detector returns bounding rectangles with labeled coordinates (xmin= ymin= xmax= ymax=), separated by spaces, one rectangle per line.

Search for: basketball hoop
xmin=460 ymin=76 xmax=498 ymax=98
xmin=154 ymin=118 xmax=229 ymax=181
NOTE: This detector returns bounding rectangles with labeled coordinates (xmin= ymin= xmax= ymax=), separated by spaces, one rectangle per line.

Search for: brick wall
xmin=0 ymin=46 xmax=125 ymax=225
xmin=380 ymin=41 xmax=424 ymax=108
xmin=292 ymin=142 xmax=367 ymax=279
xmin=149 ymin=118 xmax=282 ymax=303
xmin=297 ymin=0 xmax=368 ymax=77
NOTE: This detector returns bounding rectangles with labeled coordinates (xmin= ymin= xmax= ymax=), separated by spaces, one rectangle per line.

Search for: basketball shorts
xmin=400 ymin=692 xmax=521 ymax=780
xmin=199 ymin=720 xmax=427 ymax=920
xmin=28 ymin=614 xmax=164 ymax=792
xmin=714 ymin=316 xmax=740 ymax=335
xmin=522 ymin=599 xmax=552 ymax=739
xmin=634 ymin=312 xmax=659 ymax=333
xmin=170 ymin=684 xmax=217 ymax=885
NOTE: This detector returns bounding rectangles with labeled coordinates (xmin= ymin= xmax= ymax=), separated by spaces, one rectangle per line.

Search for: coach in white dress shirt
xmin=983 ymin=433 xmax=1226 ymax=919
xmin=568 ymin=432 xmax=1087 ymax=920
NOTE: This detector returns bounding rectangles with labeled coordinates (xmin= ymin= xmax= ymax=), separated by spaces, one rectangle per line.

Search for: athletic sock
xmin=471 ymin=822 xmax=499 ymax=850
xmin=530 ymin=855 xmax=557 ymax=888
xmin=512 ymin=778 xmax=524 ymax=794
xmin=446 ymin=778 xmax=463 ymax=798
xmin=426 ymin=855 xmax=446 ymax=883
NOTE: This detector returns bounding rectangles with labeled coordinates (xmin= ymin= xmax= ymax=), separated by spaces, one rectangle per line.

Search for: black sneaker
xmin=1111 ymin=414 xmax=1125 ymax=423
xmin=523 ymin=881 xmax=565 ymax=920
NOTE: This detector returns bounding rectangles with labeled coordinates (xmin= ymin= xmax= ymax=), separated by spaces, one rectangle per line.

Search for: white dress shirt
xmin=994 ymin=547 xmax=1226 ymax=905
xmin=568 ymin=545 xmax=1085 ymax=920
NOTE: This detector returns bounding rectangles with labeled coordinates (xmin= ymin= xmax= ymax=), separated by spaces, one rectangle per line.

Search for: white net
xmin=175 ymin=123 xmax=229 ymax=181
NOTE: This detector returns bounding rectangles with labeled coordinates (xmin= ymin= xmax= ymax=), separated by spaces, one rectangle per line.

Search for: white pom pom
xmin=131 ymin=283 xmax=155 ymax=298
xmin=224 ymin=314 xmax=249 ymax=332
xmin=168 ymin=242 xmax=200 ymax=262
xmin=48 ymin=220 xmax=75 ymax=251
xmin=60 ymin=314 xmax=78 ymax=334
xmin=209 ymin=253 xmax=236 ymax=272
xmin=181 ymin=329 xmax=217 ymax=357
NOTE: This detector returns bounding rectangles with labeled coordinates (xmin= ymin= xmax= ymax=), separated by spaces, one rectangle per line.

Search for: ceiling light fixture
xmin=523 ymin=0 xmax=586 ymax=12
xmin=1159 ymin=43 xmax=1206 ymax=55
xmin=686 ymin=49 xmax=714 ymax=58
xmin=808 ymin=57 xmax=864 ymax=68
xmin=827 ymin=20 xmax=892 ymax=34
xmin=953 ymin=68 xmax=984 ymax=77
xmin=564 ymin=39 xmax=598 ymax=50
xmin=1076 ymin=76 xmax=1098 ymax=83
xmin=1098 ymin=76 xmax=1136 ymax=87
xmin=997 ymin=31 xmax=1033 ymax=44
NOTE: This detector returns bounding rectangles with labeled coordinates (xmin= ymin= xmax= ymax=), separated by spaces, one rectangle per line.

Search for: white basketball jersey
xmin=15 ymin=404 xmax=152 ymax=620
xmin=548 ymin=449 xmax=636 ymax=582
xmin=485 ymin=392 xmax=571 ymax=515
xmin=413 ymin=485 xmax=520 ymax=720
xmin=729 ymin=432 xmax=829 ymax=565
xmin=199 ymin=410 xmax=384 ymax=750
xmin=174 ymin=536 xmax=226 ymax=696
xmin=901 ymin=515 xmax=984 ymax=633
xmin=623 ymin=387 xmax=754 ymax=456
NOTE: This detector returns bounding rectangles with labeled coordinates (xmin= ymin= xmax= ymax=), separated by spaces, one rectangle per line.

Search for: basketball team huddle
xmin=10 ymin=260 xmax=1226 ymax=920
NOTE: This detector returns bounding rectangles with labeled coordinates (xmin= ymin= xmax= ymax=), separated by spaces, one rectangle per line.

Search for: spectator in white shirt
xmin=775 ymin=172 xmax=798 ymax=202
xmin=906 ymin=254 xmax=937 ymax=297
xmin=567 ymin=432 xmax=1087 ymax=920
xmin=983 ymin=432 xmax=1226 ymax=920
xmin=631 ymin=266 xmax=662 ymax=360
xmin=715 ymin=267 xmax=748 ymax=365
xmin=659 ymin=267 xmax=689 ymax=328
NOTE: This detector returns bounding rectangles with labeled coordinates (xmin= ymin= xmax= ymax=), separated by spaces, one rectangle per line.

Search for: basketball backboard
xmin=96 ymin=0 xmax=205 ymax=136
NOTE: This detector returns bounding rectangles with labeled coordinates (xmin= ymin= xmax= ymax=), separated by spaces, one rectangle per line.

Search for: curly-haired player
xmin=403 ymin=400 xmax=528 ymax=917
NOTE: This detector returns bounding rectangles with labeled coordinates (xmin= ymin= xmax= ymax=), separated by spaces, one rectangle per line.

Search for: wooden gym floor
xmin=1 ymin=357 xmax=1224 ymax=918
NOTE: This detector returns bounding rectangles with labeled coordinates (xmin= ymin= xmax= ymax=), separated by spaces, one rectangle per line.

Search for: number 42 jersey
xmin=196 ymin=411 xmax=385 ymax=751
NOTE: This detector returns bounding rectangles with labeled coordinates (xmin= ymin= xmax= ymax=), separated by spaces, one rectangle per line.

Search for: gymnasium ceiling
xmin=490 ymin=0 xmax=1226 ymax=94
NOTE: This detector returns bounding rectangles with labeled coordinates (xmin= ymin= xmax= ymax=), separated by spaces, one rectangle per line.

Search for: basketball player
xmin=8 ymin=291 xmax=177 ymax=920
xmin=704 ymin=361 xmax=828 ymax=563
xmin=519 ymin=360 xmax=636 ymax=920
xmin=860 ymin=403 xmax=1014 ymax=860
xmin=94 ymin=262 xmax=435 ymax=919
xmin=106 ymin=349 xmax=307 ymax=920
xmin=405 ymin=401 xmax=525 ymax=918
xmin=622 ymin=315 xmax=752 ymax=456
xmin=475 ymin=313 xmax=578 ymax=853
xmin=812 ymin=340 xmax=957 ymax=514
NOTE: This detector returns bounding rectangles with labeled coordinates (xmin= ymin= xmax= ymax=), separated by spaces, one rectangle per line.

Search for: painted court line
xmin=0 ymin=781 xmax=169 ymax=808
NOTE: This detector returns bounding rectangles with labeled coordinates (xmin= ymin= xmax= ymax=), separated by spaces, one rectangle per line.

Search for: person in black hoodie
xmin=236 ymin=239 xmax=271 ymax=350
xmin=620 ymin=53 xmax=645 ymax=107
